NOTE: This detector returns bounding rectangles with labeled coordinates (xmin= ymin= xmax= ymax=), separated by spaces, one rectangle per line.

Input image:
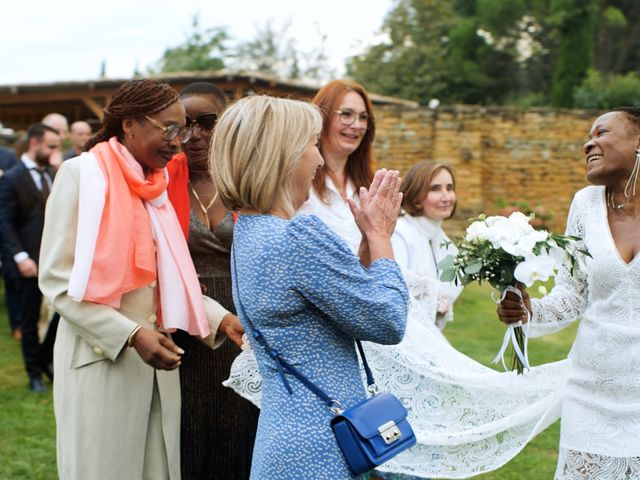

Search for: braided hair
xmin=86 ymin=79 xmax=179 ymax=150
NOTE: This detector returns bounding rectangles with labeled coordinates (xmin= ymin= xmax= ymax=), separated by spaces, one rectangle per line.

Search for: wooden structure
xmin=0 ymin=70 xmax=417 ymax=132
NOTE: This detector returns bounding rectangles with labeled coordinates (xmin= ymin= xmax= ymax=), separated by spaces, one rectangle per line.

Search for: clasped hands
xmin=347 ymin=169 xmax=403 ymax=265
xmin=130 ymin=171 xmax=402 ymax=369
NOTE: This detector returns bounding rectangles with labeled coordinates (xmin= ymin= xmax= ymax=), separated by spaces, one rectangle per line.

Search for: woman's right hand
xmin=132 ymin=328 xmax=184 ymax=370
xmin=496 ymin=284 xmax=532 ymax=325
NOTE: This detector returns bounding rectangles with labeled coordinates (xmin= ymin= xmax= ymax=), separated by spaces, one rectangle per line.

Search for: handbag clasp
xmin=329 ymin=399 xmax=345 ymax=415
xmin=378 ymin=420 xmax=402 ymax=444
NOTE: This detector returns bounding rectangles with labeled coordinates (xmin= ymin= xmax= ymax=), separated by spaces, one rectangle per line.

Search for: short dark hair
xmin=26 ymin=123 xmax=59 ymax=142
xmin=612 ymin=106 xmax=640 ymax=133
xmin=400 ymin=161 xmax=456 ymax=217
xmin=180 ymin=82 xmax=226 ymax=105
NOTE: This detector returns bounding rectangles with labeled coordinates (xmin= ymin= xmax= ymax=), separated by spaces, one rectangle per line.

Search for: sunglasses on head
xmin=187 ymin=112 xmax=218 ymax=133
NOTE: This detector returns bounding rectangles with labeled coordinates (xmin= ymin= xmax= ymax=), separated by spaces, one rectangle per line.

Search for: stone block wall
xmin=374 ymin=105 xmax=598 ymax=236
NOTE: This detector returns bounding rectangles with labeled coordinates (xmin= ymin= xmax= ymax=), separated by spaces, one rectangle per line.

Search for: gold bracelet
xmin=127 ymin=325 xmax=143 ymax=348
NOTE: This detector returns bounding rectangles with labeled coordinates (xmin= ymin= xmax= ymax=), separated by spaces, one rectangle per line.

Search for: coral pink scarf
xmin=67 ymin=137 xmax=210 ymax=337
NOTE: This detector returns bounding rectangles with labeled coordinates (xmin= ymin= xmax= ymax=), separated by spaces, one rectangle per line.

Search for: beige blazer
xmin=39 ymin=158 xmax=228 ymax=480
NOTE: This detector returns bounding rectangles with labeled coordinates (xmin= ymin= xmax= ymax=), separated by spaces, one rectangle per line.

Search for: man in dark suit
xmin=0 ymin=124 xmax=60 ymax=393
xmin=0 ymin=145 xmax=17 ymax=174
xmin=0 ymin=145 xmax=21 ymax=338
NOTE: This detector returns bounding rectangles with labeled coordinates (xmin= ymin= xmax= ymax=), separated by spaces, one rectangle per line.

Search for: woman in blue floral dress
xmin=211 ymin=95 xmax=409 ymax=479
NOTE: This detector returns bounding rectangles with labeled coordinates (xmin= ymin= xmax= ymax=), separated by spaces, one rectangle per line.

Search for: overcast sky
xmin=0 ymin=0 xmax=393 ymax=85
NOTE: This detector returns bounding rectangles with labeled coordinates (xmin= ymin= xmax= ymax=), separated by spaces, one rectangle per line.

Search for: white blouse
xmin=391 ymin=214 xmax=463 ymax=329
xmin=297 ymin=177 xmax=361 ymax=254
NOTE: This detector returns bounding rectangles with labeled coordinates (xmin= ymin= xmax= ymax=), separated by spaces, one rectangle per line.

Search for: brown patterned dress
xmin=173 ymin=210 xmax=259 ymax=480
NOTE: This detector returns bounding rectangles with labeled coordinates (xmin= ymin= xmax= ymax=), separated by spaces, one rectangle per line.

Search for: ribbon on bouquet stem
xmin=492 ymin=285 xmax=531 ymax=372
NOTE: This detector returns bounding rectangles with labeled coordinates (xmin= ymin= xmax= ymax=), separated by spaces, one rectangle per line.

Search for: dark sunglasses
xmin=187 ymin=112 xmax=218 ymax=133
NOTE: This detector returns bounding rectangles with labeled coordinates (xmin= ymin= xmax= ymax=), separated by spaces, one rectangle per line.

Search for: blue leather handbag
xmin=232 ymin=249 xmax=417 ymax=475
xmin=331 ymin=391 xmax=416 ymax=475
xmin=328 ymin=342 xmax=417 ymax=475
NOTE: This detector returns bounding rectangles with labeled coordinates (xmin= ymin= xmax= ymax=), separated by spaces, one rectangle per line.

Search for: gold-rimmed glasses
xmin=144 ymin=115 xmax=192 ymax=143
xmin=335 ymin=109 xmax=369 ymax=129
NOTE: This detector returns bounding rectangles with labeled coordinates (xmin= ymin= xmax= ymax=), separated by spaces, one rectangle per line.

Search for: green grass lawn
xmin=0 ymin=286 xmax=56 ymax=480
xmin=444 ymin=283 xmax=577 ymax=480
xmin=0 ymin=282 xmax=576 ymax=479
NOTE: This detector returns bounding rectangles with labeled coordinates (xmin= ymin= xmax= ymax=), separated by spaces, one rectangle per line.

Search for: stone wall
xmin=374 ymin=105 xmax=598 ymax=236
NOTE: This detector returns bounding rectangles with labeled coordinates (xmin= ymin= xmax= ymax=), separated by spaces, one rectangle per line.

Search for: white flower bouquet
xmin=439 ymin=212 xmax=588 ymax=373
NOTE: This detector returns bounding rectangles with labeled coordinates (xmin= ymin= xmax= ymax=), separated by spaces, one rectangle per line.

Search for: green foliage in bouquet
xmin=438 ymin=212 xmax=590 ymax=374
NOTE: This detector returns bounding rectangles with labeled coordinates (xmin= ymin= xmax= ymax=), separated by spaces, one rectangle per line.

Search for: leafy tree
xmin=347 ymin=0 xmax=457 ymax=104
xmin=548 ymin=0 xmax=596 ymax=106
xmin=348 ymin=0 xmax=640 ymax=107
xmin=232 ymin=20 xmax=334 ymax=81
xmin=574 ymin=69 xmax=640 ymax=108
xmin=347 ymin=0 xmax=554 ymax=105
xmin=232 ymin=21 xmax=299 ymax=77
xmin=594 ymin=1 xmax=640 ymax=74
xmin=154 ymin=14 xmax=228 ymax=73
xmin=152 ymin=16 xmax=334 ymax=82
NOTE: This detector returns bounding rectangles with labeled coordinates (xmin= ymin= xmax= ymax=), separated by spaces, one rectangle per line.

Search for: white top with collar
xmin=391 ymin=214 xmax=463 ymax=328
xmin=297 ymin=176 xmax=362 ymax=254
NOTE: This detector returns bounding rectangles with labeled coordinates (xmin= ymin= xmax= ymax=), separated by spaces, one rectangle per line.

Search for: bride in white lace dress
xmin=499 ymin=107 xmax=640 ymax=479
xmin=225 ymin=159 xmax=570 ymax=478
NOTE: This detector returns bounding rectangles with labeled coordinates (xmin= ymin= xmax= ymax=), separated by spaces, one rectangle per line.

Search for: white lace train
xmin=224 ymin=293 xmax=570 ymax=479
xmin=555 ymin=449 xmax=640 ymax=480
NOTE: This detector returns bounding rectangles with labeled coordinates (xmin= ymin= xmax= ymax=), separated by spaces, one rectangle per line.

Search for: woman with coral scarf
xmin=38 ymin=79 xmax=240 ymax=480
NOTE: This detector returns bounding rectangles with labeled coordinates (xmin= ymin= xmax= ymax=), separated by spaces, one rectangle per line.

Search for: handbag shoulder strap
xmin=232 ymin=242 xmax=338 ymax=408
xmin=355 ymin=339 xmax=377 ymax=392
xmin=231 ymin=241 xmax=378 ymax=406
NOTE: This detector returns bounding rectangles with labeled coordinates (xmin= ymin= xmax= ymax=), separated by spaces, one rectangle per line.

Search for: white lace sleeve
xmin=221 ymin=341 xmax=263 ymax=407
xmin=529 ymin=196 xmax=588 ymax=338
xmin=224 ymin=288 xmax=569 ymax=479
xmin=403 ymin=270 xmax=440 ymax=329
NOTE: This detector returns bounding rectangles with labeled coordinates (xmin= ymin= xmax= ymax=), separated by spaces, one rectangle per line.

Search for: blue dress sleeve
xmin=288 ymin=215 xmax=408 ymax=345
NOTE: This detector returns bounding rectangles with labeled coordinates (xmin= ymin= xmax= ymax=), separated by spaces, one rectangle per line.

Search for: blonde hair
xmin=211 ymin=95 xmax=322 ymax=216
